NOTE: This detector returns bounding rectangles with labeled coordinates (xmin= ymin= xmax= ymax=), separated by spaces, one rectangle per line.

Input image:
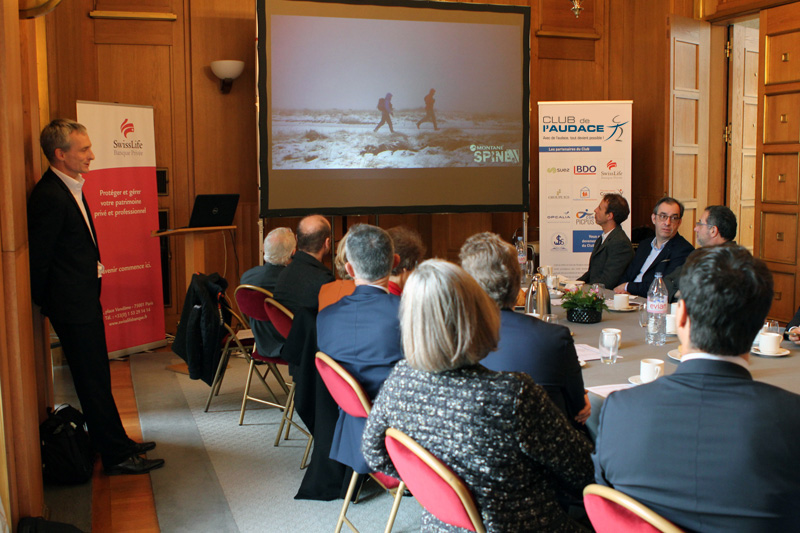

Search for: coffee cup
xmin=665 ymin=314 xmax=677 ymax=335
xmin=759 ymin=332 xmax=782 ymax=354
xmin=640 ymin=358 xmax=664 ymax=383
xmin=670 ymin=302 xmax=679 ymax=315
xmin=613 ymin=294 xmax=629 ymax=310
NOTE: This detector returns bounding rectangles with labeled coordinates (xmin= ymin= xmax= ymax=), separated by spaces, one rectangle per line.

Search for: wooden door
xmin=727 ymin=21 xmax=759 ymax=251
xmin=669 ymin=16 xmax=711 ymax=244
xmin=756 ymin=3 xmax=800 ymax=322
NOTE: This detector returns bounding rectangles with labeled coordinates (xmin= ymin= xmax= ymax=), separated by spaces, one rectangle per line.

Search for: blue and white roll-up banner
xmin=538 ymin=101 xmax=632 ymax=280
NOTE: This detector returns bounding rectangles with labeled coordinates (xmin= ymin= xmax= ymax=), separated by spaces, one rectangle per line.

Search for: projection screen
xmin=257 ymin=0 xmax=530 ymax=216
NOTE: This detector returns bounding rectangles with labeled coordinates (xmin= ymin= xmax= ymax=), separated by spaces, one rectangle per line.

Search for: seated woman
xmin=318 ymin=232 xmax=356 ymax=311
xmin=362 ymin=259 xmax=594 ymax=532
xmin=386 ymin=226 xmax=426 ymax=295
xmin=460 ymin=232 xmax=590 ymax=430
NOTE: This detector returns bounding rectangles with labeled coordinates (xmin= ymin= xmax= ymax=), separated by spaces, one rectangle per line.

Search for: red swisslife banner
xmin=77 ymin=101 xmax=166 ymax=357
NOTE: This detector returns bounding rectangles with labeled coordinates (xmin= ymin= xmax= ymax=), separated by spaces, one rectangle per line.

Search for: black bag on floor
xmin=17 ymin=516 xmax=84 ymax=533
xmin=39 ymin=405 xmax=94 ymax=485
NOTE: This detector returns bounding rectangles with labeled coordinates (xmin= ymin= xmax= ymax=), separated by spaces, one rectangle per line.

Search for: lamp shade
xmin=210 ymin=60 xmax=245 ymax=81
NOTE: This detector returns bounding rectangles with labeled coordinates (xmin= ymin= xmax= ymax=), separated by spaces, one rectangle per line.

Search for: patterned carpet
xmin=131 ymin=351 xmax=422 ymax=532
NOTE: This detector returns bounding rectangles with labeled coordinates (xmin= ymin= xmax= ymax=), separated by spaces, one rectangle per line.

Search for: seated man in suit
xmin=317 ymin=224 xmax=404 ymax=476
xmin=240 ymin=227 xmax=296 ymax=357
xmin=272 ymin=214 xmax=335 ymax=315
xmin=595 ymin=245 xmax=800 ymax=531
xmin=577 ymin=193 xmax=634 ymax=288
xmin=663 ymin=205 xmax=736 ymax=301
xmin=460 ymin=232 xmax=590 ymax=429
xmin=614 ymin=196 xmax=694 ymax=297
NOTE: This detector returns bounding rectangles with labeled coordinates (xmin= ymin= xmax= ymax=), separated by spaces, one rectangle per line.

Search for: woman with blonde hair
xmin=317 ymin=232 xmax=356 ymax=311
xmin=362 ymin=259 xmax=593 ymax=532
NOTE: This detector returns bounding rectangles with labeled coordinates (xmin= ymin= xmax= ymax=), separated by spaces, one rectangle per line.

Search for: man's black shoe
xmin=131 ymin=441 xmax=156 ymax=454
xmin=105 ymin=455 xmax=165 ymax=476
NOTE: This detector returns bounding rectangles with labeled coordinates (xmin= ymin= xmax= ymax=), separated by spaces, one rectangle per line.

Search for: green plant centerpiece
xmin=561 ymin=286 xmax=607 ymax=324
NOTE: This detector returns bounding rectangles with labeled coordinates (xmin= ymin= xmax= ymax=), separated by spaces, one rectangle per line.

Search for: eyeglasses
xmin=694 ymin=220 xmax=712 ymax=227
xmin=656 ymin=213 xmax=681 ymax=222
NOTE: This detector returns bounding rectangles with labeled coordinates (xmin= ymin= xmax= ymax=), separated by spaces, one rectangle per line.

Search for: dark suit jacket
xmin=577 ymin=225 xmax=634 ymax=288
xmin=316 ymin=285 xmax=403 ymax=474
xmin=240 ymin=263 xmax=285 ymax=357
xmin=787 ymin=307 xmax=800 ymax=338
xmin=272 ymin=250 xmax=334 ymax=315
xmin=482 ymin=310 xmax=585 ymax=425
xmin=594 ymin=358 xmax=800 ymax=532
xmin=28 ymin=169 xmax=102 ymax=323
xmin=619 ymin=233 xmax=694 ymax=297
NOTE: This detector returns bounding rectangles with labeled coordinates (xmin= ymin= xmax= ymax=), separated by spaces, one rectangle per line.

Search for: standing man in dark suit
xmin=272 ymin=214 xmax=334 ymax=315
xmin=614 ymin=196 xmax=694 ymax=297
xmin=577 ymin=193 xmax=634 ymax=288
xmin=460 ymin=232 xmax=590 ymax=429
xmin=595 ymin=245 xmax=800 ymax=531
xmin=240 ymin=227 xmax=295 ymax=357
xmin=28 ymin=119 xmax=164 ymax=475
xmin=317 ymin=224 xmax=403 ymax=476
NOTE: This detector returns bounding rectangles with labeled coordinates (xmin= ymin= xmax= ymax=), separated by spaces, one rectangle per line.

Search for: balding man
xmin=240 ymin=227 xmax=296 ymax=356
xmin=272 ymin=215 xmax=335 ymax=315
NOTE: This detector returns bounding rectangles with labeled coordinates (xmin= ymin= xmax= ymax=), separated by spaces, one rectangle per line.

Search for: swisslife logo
xmin=601 ymin=159 xmax=623 ymax=178
xmin=120 ymin=119 xmax=135 ymax=138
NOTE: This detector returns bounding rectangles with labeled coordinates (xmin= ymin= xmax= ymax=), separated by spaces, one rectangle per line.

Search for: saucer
xmin=751 ymin=347 xmax=790 ymax=357
xmin=628 ymin=375 xmax=643 ymax=385
xmin=667 ymin=349 xmax=681 ymax=361
xmin=607 ymin=303 xmax=640 ymax=313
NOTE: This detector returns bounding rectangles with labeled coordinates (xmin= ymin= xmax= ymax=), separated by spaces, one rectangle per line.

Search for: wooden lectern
xmin=152 ymin=226 xmax=236 ymax=289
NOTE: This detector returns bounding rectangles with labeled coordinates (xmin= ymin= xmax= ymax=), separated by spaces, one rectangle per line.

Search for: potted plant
xmin=561 ymin=286 xmax=608 ymax=324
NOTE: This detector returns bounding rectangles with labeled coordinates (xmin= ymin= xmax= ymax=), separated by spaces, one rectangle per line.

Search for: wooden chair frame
xmin=583 ymin=484 xmax=684 ymax=533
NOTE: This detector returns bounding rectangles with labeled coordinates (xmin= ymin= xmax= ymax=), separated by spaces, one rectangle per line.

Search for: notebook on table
xmin=187 ymin=194 xmax=239 ymax=228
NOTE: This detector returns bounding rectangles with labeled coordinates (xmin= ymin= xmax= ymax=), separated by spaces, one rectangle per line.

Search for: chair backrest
xmin=234 ymin=285 xmax=272 ymax=322
xmin=583 ymin=484 xmax=684 ymax=533
xmin=384 ymin=428 xmax=485 ymax=533
xmin=314 ymin=351 xmax=371 ymax=419
xmin=264 ymin=297 xmax=294 ymax=338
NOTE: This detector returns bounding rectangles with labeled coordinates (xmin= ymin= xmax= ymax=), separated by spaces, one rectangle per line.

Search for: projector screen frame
xmin=257 ymin=0 xmax=531 ymax=217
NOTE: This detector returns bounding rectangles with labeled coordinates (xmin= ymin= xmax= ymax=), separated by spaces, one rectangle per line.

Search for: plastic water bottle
xmin=516 ymin=236 xmax=526 ymax=281
xmin=646 ymin=272 xmax=668 ymax=345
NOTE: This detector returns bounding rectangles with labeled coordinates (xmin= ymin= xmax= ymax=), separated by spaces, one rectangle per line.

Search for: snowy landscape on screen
xmin=271 ymin=108 xmax=522 ymax=169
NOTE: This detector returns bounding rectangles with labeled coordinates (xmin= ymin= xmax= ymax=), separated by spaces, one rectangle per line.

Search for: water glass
xmin=599 ymin=328 xmax=621 ymax=364
xmin=542 ymin=314 xmax=559 ymax=324
xmin=763 ymin=320 xmax=780 ymax=334
xmin=638 ymin=305 xmax=649 ymax=328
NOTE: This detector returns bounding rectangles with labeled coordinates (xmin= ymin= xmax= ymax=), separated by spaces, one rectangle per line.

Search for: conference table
xmin=543 ymin=296 xmax=800 ymax=437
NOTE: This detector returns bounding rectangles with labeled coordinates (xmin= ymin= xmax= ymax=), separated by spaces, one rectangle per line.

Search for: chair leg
xmin=336 ymin=471 xmax=361 ymax=533
xmin=274 ymin=383 xmax=295 ymax=446
xmin=205 ymin=346 xmax=231 ymax=412
xmin=239 ymin=359 xmax=256 ymax=425
xmin=300 ymin=434 xmax=313 ymax=469
xmin=383 ymin=481 xmax=405 ymax=533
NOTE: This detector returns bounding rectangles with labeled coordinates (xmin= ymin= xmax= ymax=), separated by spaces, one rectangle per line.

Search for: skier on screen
xmin=416 ymin=88 xmax=438 ymax=130
xmin=374 ymin=92 xmax=394 ymax=133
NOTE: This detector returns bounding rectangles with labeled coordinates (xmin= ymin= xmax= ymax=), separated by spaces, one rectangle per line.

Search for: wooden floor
xmin=92 ymin=359 xmax=160 ymax=532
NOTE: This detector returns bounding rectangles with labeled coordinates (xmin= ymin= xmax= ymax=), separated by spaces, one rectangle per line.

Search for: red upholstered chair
xmin=314 ymin=351 xmax=405 ymax=533
xmin=583 ymin=484 xmax=684 ymax=533
xmin=384 ymin=428 xmax=485 ymax=533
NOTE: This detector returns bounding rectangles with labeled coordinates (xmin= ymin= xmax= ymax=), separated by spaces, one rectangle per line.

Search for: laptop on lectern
xmin=187 ymin=194 xmax=240 ymax=228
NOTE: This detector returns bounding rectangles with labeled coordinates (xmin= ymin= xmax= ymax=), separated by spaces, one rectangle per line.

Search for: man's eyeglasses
xmin=656 ymin=213 xmax=681 ymax=222
xmin=695 ymin=220 xmax=712 ymax=227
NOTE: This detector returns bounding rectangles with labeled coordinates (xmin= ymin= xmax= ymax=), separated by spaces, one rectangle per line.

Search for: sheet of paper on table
xmin=575 ymin=344 xmax=624 ymax=362
xmin=587 ymin=383 xmax=634 ymax=398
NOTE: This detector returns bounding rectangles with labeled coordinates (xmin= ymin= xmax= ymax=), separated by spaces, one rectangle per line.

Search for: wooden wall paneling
xmin=669 ymin=16 xmax=711 ymax=245
xmin=757 ymin=3 xmax=800 ymax=322
xmin=188 ymin=0 xmax=257 ymax=289
xmin=1 ymin=0 xmax=45 ymax=523
xmin=431 ymin=213 xmax=492 ymax=262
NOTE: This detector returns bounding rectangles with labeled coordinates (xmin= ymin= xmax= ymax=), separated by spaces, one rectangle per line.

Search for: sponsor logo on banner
xmin=605 ymin=115 xmax=628 ymax=142
xmin=546 ymin=210 xmax=571 ymax=223
xmin=607 ymin=160 xmax=617 ymax=169
xmin=578 ymin=186 xmax=592 ymax=200
xmin=573 ymin=230 xmax=602 ymax=252
xmin=120 ymin=119 xmax=135 ymax=138
xmin=548 ymin=189 xmax=570 ymax=200
xmin=547 ymin=167 xmax=570 ymax=173
xmin=550 ymin=232 xmax=568 ymax=251
xmin=574 ymin=165 xmax=597 ymax=175
xmin=470 ymin=144 xmax=520 ymax=163
xmin=575 ymin=209 xmax=595 ymax=225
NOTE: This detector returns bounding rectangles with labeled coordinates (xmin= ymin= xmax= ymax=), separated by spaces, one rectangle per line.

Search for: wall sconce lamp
xmin=570 ymin=0 xmax=583 ymax=18
xmin=210 ymin=60 xmax=245 ymax=94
